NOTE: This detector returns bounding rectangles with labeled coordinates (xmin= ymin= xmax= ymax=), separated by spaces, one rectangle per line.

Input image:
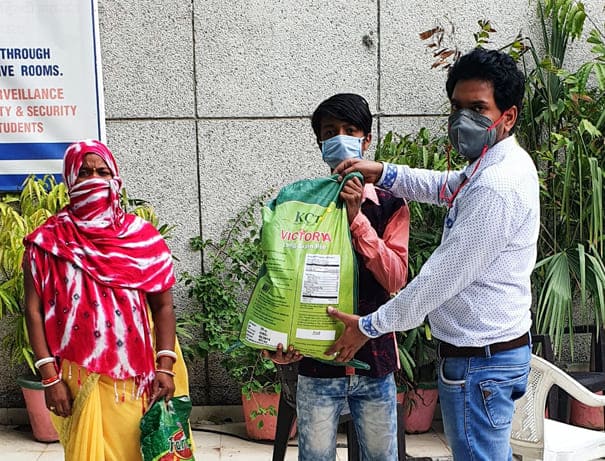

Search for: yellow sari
xmin=51 ymin=340 xmax=191 ymax=461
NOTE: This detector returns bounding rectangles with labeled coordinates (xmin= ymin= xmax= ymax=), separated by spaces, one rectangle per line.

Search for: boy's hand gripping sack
xmin=240 ymin=173 xmax=367 ymax=367
xmin=140 ymin=396 xmax=195 ymax=461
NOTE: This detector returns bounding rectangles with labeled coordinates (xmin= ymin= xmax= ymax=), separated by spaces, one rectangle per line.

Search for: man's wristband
xmin=358 ymin=315 xmax=381 ymax=339
xmin=378 ymin=163 xmax=398 ymax=190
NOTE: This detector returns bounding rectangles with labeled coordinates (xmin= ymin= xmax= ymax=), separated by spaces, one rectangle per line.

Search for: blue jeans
xmin=296 ymin=374 xmax=398 ymax=461
xmin=438 ymin=344 xmax=531 ymax=461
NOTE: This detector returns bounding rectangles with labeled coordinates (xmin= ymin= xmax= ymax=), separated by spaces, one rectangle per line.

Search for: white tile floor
xmin=0 ymin=422 xmax=453 ymax=460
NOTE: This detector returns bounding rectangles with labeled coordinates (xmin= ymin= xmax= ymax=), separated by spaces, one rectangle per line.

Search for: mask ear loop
xmin=487 ymin=110 xmax=507 ymax=132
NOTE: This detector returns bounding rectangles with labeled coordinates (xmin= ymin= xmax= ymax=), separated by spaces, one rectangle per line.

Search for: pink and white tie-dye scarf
xmin=24 ymin=140 xmax=175 ymax=393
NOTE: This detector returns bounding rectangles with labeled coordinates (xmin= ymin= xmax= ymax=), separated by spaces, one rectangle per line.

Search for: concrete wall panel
xmin=379 ymin=116 xmax=447 ymax=143
xmin=195 ymin=0 xmax=378 ymax=117
xmin=99 ymin=0 xmax=194 ymax=118
xmin=105 ymin=120 xmax=201 ymax=304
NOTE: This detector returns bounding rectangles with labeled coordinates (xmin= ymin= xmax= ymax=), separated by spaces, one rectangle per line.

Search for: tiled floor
xmin=0 ymin=421 xmax=452 ymax=460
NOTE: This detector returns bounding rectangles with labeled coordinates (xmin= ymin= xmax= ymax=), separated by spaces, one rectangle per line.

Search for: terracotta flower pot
xmin=16 ymin=376 xmax=59 ymax=443
xmin=570 ymin=391 xmax=604 ymax=430
xmin=241 ymin=391 xmax=296 ymax=441
xmin=397 ymin=386 xmax=439 ymax=434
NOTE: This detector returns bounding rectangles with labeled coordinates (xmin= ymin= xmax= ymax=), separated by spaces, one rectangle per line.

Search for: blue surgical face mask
xmin=321 ymin=135 xmax=364 ymax=170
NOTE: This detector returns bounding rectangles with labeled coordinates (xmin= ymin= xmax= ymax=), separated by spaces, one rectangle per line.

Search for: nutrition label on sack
xmin=245 ymin=319 xmax=288 ymax=347
xmin=300 ymin=254 xmax=340 ymax=304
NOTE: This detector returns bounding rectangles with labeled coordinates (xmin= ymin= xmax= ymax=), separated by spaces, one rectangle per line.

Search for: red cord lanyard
xmin=439 ymin=147 xmax=485 ymax=208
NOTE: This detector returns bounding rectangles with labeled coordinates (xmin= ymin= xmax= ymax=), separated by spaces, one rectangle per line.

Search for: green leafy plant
xmin=395 ymin=322 xmax=437 ymax=391
xmin=249 ymin=403 xmax=277 ymax=420
xmin=514 ymin=0 xmax=605 ymax=357
xmin=419 ymin=19 xmax=528 ymax=71
xmin=395 ymin=321 xmax=438 ymax=429
xmin=0 ymin=175 xmax=173 ymax=373
xmin=0 ymin=176 xmax=69 ymax=371
xmin=181 ymin=191 xmax=281 ymax=406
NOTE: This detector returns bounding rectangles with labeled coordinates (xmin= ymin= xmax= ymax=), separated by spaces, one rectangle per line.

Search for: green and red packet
xmin=140 ymin=395 xmax=195 ymax=461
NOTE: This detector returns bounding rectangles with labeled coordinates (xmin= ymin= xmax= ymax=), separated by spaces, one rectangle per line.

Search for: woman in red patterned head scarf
xmin=23 ymin=140 xmax=191 ymax=460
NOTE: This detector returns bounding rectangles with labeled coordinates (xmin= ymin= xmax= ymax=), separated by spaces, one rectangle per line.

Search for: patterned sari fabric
xmin=52 ymin=342 xmax=191 ymax=461
xmin=23 ymin=140 xmax=180 ymax=459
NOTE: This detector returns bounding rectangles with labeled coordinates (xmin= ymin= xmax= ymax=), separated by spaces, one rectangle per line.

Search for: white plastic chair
xmin=511 ymin=354 xmax=605 ymax=460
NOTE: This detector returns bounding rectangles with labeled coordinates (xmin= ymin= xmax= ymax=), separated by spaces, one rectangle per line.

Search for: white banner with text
xmin=0 ymin=0 xmax=105 ymax=190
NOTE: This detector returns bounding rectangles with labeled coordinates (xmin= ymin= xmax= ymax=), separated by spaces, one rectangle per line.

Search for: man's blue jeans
xmin=296 ymin=374 xmax=398 ymax=461
xmin=438 ymin=344 xmax=531 ymax=461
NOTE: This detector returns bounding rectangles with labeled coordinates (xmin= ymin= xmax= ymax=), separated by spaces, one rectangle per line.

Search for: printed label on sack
xmin=300 ymin=254 xmax=340 ymax=304
xmin=296 ymin=328 xmax=336 ymax=341
xmin=245 ymin=319 xmax=288 ymax=347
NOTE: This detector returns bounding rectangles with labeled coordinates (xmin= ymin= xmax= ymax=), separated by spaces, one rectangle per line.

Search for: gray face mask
xmin=448 ymin=109 xmax=500 ymax=160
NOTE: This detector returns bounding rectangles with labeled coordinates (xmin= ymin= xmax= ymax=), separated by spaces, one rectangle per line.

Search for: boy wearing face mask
xmin=326 ymin=49 xmax=538 ymax=461
xmin=264 ymin=93 xmax=410 ymax=461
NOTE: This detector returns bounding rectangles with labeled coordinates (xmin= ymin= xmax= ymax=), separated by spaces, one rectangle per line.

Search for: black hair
xmin=311 ymin=93 xmax=372 ymax=144
xmin=446 ymin=48 xmax=525 ymax=130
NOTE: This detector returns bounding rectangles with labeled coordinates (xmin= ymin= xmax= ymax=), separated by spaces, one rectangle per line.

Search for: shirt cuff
xmin=349 ymin=212 xmax=370 ymax=238
xmin=358 ymin=314 xmax=381 ymax=338
xmin=377 ymin=162 xmax=397 ymax=190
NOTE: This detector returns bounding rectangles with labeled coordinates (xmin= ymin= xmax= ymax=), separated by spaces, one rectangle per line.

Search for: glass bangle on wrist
xmin=41 ymin=374 xmax=62 ymax=387
xmin=34 ymin=356 xmax=56 ymax=369
xmin=156 ymin=368 xmax=176 ymax=377
xmin=156 ymin=350 xmax=177 ymax=362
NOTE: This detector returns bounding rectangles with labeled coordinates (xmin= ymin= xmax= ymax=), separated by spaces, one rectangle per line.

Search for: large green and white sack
xmin=240 ymin=173 xmax=360 ymax=361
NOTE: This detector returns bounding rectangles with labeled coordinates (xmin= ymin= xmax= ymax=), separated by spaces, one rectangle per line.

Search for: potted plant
xmin=0 ymin=175 xmax=172 ymax=442
xmin=395 ymin=322 xmax=438 ymax=434
xmin=0 ymin=176 xmax=69 ymax=442
xmin=223 ymin=343 xmax=285 ymax=440
xmin=515 ymin=0 xmax=605 ymax=429
xmin=181 ymin=191 xmax=291 ymax=440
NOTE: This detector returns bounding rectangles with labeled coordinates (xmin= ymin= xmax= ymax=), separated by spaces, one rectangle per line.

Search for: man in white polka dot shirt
xmin=326 ymin=48 xmax=539 ymax=461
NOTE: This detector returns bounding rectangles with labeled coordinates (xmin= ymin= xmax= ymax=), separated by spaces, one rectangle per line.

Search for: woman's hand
xmin=151 ymin=372 xmax=176 ymax=403
xmin=261 ymin=343 xmax=303 ymax=365
xmin=45 ymin=381 xmax=73 ymax=417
